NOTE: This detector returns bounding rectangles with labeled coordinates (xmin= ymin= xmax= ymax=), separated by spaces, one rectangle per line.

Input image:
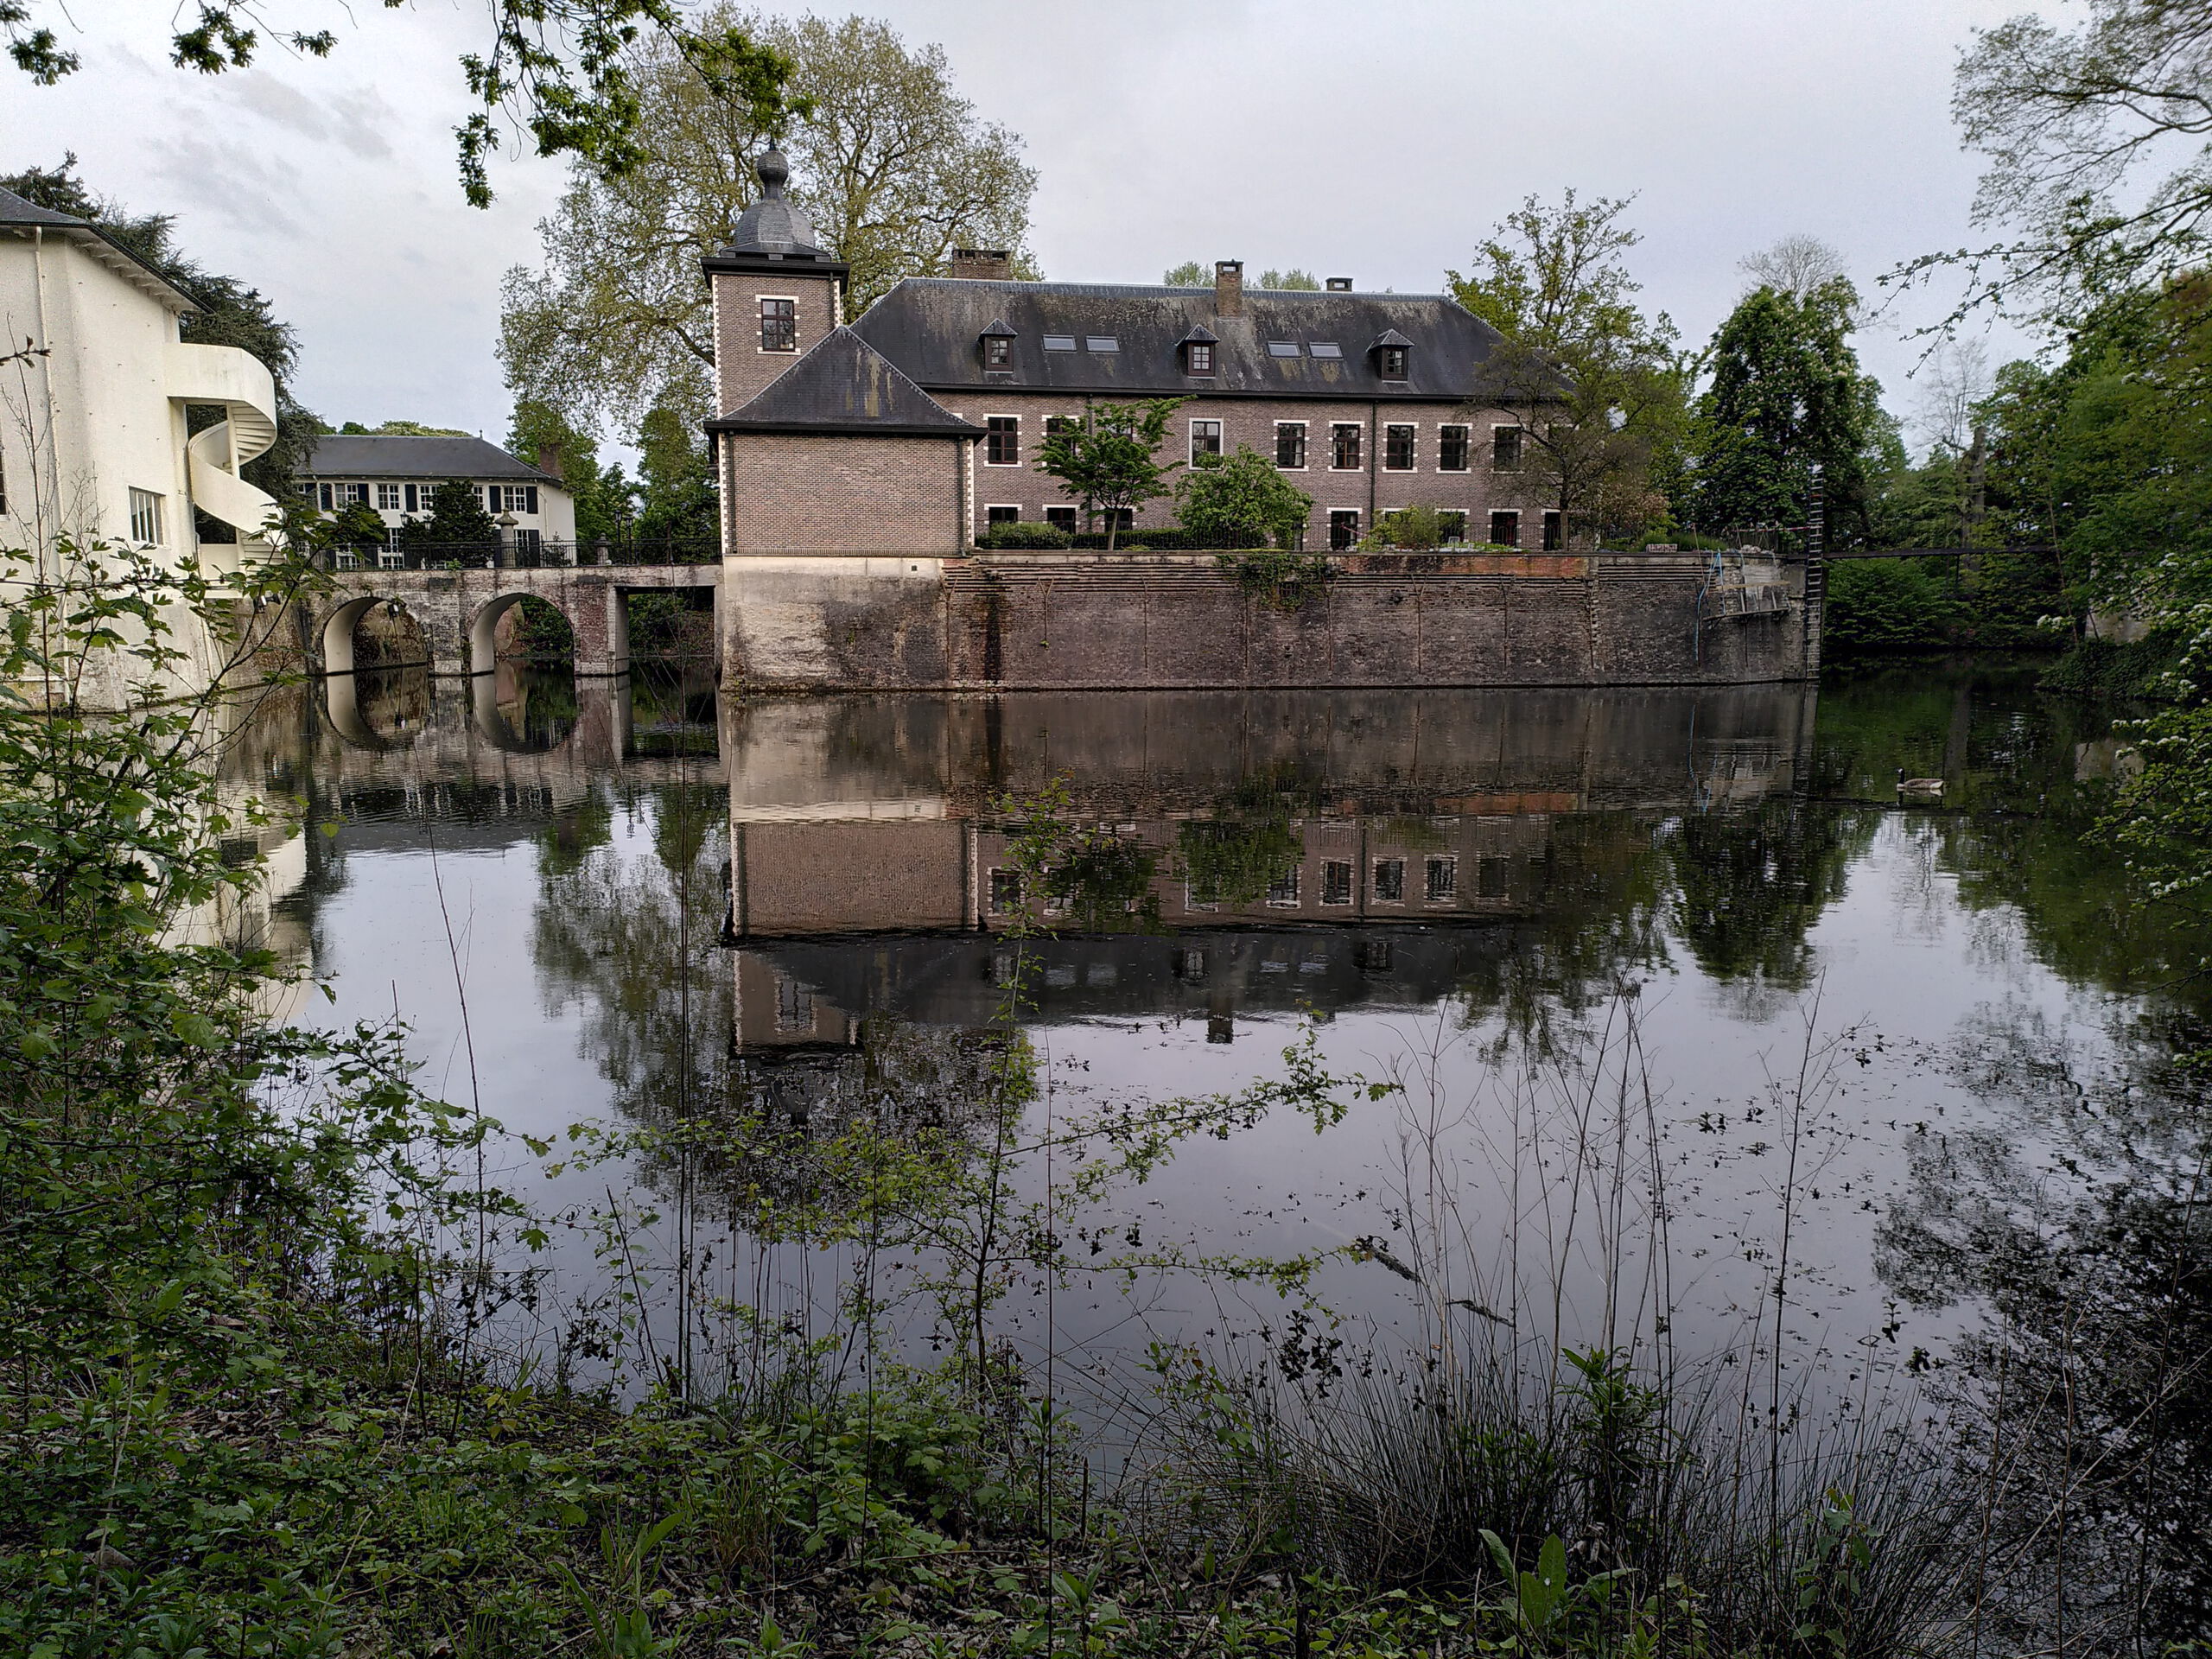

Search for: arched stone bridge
xmin=315 ymin=563 xmax=720 ymax=677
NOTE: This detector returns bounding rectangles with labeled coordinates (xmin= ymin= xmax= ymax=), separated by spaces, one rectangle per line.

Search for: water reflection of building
xmin=726 ymin=685 xmax=1815 ymax=1052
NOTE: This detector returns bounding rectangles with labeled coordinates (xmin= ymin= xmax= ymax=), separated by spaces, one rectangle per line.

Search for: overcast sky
xmin=1 ymin=0 xmax=2052 ymax=453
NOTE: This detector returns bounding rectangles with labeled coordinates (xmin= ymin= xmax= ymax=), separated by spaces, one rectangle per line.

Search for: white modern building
xmin=295 ymin=434 xmax=575 ymax=565
xmin=1 ymin=183 xmax=282 ymax=703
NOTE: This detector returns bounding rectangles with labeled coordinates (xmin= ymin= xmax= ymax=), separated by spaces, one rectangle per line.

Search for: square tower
xmin=702 ymin=149 xmax=849 ymax=415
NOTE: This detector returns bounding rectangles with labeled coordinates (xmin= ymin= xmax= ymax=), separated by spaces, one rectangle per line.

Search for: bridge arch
xmin=320 ymin=594 xmax=431 ymax=674
xmin=467 ymin=590 xmax=588 ymax=677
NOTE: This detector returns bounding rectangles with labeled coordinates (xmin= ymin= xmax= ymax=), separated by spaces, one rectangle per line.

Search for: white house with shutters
xmin=295 ymin=434 xmax=575 ymax=565
xmin=1 ymin=182 xmax=284 ymax=703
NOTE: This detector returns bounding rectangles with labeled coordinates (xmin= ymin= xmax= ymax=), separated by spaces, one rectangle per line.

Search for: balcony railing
xmin=326 ymin=537 xmax=720 ymax=572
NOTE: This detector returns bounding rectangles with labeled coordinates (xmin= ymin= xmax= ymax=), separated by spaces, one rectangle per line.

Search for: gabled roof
xmin=707 ymin=327 xmax=982 ymax=437
xmin=849 ymin=278 xmax=1520 ymax=403
xmin=299 ymin=434 xmax=561 ymax=482
xmin=1370 ymin=327 xmax=1414 ymax=349
xmin=979 ymin=316 xmax=1019 ymax=338
xmin=0 ymin=184 xmax=199 ymax=313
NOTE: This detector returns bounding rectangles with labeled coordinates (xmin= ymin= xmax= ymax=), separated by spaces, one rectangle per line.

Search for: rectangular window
xmin=1085 ymin=335 xmax=1119 ymax=353
xmin=988 ymin=868 xmax=1022 ymax=914
xmin=1425 ymin=856 xmax=1458 ymax=902
xmin=985 ymin=334 xmax=1012 ymax=367
xmin=488 ymin=484 xmax=537 ymax=513
xmin=128 ymin=487 xmax=163 ymax=545
xmin=1185 ymin=341 xmax=1214 ymax=373
xmin=1477 ymin=855 xmax=1511 ymax=899
xmin=1372 ymin=858 xmax=1405 ymax=902
xmin=986 ymin=505 xmax=1020 ymax=526
xmin=1384 ymin=424 xmax=1415 ymax=470
xmin=1543 ymin=509 xmax=1563 ymax=550
xmin=1045 ymin=506 xmax=1077 ymax=531
xmin=1329 ymin=509 xmax=1361 ymax=550
xmin=1490 ymin=510 xmax=1521 ymax=548
xmin=1321 ymin=860 xmax=1354 ymax=906
xmin=1266 ymin=865 xmax=1300 ymax=906
xmin=774 ymin=975 xmax=813 ymax=1032
xmin=985 ymin=416 xmax=1020 ymax=466
xmin=404 ymin=483 xmax=420 ymax=513
xmin=1267 ymin=340 xmax=1301 ymax=358
xmin=1190 ymin=419 xmax=1222 ymax=463
xmin=1491 ymin=425 xmax=1522 ymax=469
xmin=1331 ymin=423 xmax=1362 ymax=469
xmin=1042 ymin=334 xmax=1077 ymax=352
xmin=760 ymin=296 xmax=796 ymax=353
xmin=517 ymin=527 xmax=543 ymax=559
xmin=1309 ymin=341 xmax=1343 ymax=359
xmin=1439 ymin=425 xmax=1470 ymax=471
xmin=1274 ymin=422 xmax=1307 ymax=469
xmin=1439 ymin=510 xmax=1467 ymax=544
xmin=1379 ymin=345 xmax=1408 ymax=378
xmin=376 ymin=483 xmax=404 ymax=511
xmin=1100 ymin=507 xmax=1135 ymax=534
xmin=334 ymin=549 xmax=360 ymax=571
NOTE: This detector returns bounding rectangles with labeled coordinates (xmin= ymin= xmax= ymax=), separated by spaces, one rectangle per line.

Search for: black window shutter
xmin=525 ymin=486 xmax=538 ymax=514
xmin=405 ymin=484 xmax=418 ymax=512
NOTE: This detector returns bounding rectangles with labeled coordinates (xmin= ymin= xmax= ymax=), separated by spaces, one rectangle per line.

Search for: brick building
xmin=704 ymin=150 xmax=1551 ymax=555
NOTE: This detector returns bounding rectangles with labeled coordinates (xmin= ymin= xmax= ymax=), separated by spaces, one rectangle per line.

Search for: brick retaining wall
xmin=720 ymin=550 xmax=1815 ymax=691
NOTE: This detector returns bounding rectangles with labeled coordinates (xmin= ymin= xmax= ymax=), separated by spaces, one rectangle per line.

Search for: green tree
xmin=1448 ymin=191 xmax=1689 ymax=545
xmin=634 ymin=404 xmax=718 ymax=549
xmin=1033 ymin=399 xmax=1184 ymax=551
xmin=1257 ymin=268 xmax=1321 ymax=290
xmin=500 ymin=9 xmax=1036 ymax=432
xmin=1688 ymin=267 xmax=1884 ymax=541
xmin=340 ymin=419 xmax=471 ymax=437
xmin=1176 ymin=447 xmax=1312 ymax=549
xmin=399 ymin=479 xmax=500 ymax=554
xmin=507 ymin=399 xmax=635 ymax=546
xmin=327 ymin=497 xmax=390 ymax=551
xmin=1163 ymin=260 xmax=1208 ymax=286
xmin=3 ymin=3 xmax=802 ymax=208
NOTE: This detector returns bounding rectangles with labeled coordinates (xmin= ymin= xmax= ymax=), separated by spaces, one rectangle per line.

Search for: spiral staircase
xmin=168 ymin=340 xmax=280 ymax=563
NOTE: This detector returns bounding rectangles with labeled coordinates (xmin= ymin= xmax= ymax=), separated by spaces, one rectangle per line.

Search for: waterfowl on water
xmin=1896 ymin=768 xmax=1945 ymax=798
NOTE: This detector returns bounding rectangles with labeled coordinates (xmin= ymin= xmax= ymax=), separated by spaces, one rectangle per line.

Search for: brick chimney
xmin=1215 ymin=259 xmax=1243 ymax=318
xmin=950 ymin=248 xmax=1013 ymax=280
xmin=534 ymin=442 xmax=564 ymax=484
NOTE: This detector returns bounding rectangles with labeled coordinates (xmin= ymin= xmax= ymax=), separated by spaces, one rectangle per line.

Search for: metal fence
xmin=326 ymin=537 xmax=720 ymax=572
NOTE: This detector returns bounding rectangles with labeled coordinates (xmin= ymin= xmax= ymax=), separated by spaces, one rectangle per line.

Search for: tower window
xmin=760 ymin=296 xmax=796 ymax=353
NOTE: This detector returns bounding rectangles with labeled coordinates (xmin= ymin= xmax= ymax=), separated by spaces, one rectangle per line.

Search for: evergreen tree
xmin=397 ymin=480 xmax=500 ymax=556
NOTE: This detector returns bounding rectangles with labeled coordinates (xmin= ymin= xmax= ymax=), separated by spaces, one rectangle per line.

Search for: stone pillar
xmin=568 ymin=575 xmax=630 ymax=677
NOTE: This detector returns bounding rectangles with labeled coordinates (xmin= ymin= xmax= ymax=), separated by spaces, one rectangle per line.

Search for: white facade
xmin=294 ymin=435 xmax=576 ymax=565
xmin=0 ymin=200 xmax=279 ymax=574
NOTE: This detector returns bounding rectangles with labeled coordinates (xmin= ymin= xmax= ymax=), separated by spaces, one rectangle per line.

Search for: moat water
xmin=224 ymin=660 xmax=2208 ymax=1472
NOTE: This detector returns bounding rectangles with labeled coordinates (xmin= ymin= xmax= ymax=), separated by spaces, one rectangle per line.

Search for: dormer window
xmin=1370 ymin=328 xmax=1413 ymax=379
xmin=1186 ymin=341 xmax=1214 ymax=373
xmin=985 ymin=335 xmax=1011 ymax=367
xmin=1380 ymin=346 xmax=1408 ymax=378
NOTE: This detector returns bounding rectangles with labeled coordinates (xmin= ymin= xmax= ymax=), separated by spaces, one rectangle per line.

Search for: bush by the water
xmin=975 ymin=520 xmax=1073 ymax=550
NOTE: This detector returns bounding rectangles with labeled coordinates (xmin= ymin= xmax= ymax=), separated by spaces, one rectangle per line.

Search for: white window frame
xmin=1437 ymin=423 xmax=1471 ymax=473
xmin=982 ymin=414 xmax=1022 ymax=467
xmin=1489 ymin=509 xmax=1522 ymax=548
xmin=1319 ymin=859 xmax=1355 ymax=906
xmin=1044 ymin=505 xmax=1078 ymax=531
xmin=1329 ymin=423 xmax=1363 ymax=471
xmin=1438 ymin=509 xmax=1469 ymax=545
xmin=1490 ymin=423 xmax=1524 ymax=471
xmin=756 ymin=294 xmax=799 ymax=355
xmin=1371 ymin=857 xmax=1406 ymax=904
xmin=982 ymin=504 xmax=1023 ymax=525
xmin=1274 ymin=421 xmax=1308 ymax=472
xmin=375 ymin=482 xmax=404 ymax=511
xmin=1424 ymin=855 xmax=1459 ymax=904
xmin=127 ymin=487 xmax=164 ymax=546
xmin=1189 ymin=417 xmax=1223 ymax=464
xmin=1382 ymin=423 xmax=1417 ymax=473
xmin=1328 ymin=508 xmax=1361 ymax=550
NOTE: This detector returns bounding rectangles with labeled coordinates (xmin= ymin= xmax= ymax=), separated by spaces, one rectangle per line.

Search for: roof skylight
xmin=1308 ymin=341 xmax=1344 ymax=359
xmin=1267 ymin=340 xmax=1301 ymax=358
xmin=1042 ymin=334 xmax=1077 ymax=352
xmin=1086 ymin=335 xmax=1119 ymax=353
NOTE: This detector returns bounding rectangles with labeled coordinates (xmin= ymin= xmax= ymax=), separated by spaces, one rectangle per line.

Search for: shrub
xmin=1822 ymin=557 xmax=1957 ymax=652
xmin=1364 ymin=505 xmax=1448 ymax=550
xmin=1176 ymin=446 xmax=1313 ymax=550
xmin=976 ymin=520 xmax=1074 ymax=550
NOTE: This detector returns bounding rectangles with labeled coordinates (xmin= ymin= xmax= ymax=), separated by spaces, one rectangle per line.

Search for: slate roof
xmin=299 ymin=435 xmax=562 ymax=482
xmin=706 ymin=327 xmax=982 ymax=437
xmin=702 ymin=149 xmax=846 ymax=279
xmin=0 ymin=183 xmax=87 ymax=228
xmin=849 ymin=278 xmax=1522 ymax=403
